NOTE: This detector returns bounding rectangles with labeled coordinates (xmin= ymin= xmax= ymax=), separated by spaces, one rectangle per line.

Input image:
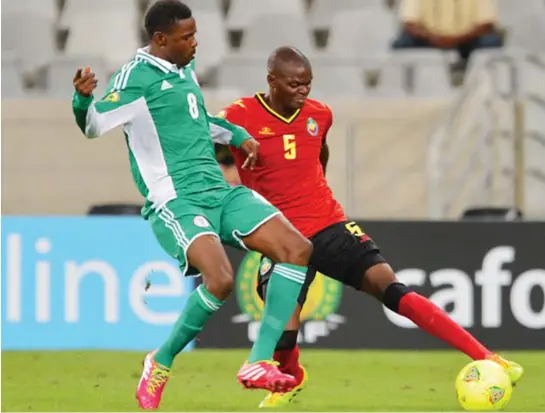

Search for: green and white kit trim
xmin=274 ymin=264 xmax=306 ymax=284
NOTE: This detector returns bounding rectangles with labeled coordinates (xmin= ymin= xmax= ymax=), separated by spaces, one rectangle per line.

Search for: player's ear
xmin=267 ymin=73 xmax=276 ymax=88
xmin=153 ymin=32 xmax=167 ymax=48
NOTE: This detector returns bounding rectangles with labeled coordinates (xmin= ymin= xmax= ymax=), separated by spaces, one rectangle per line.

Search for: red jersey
xmin=220 ymin=93 xmax=346 ymax=238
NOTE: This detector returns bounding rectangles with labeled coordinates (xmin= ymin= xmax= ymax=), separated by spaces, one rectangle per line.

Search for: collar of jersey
xmin=136 ymin=47 xmax=180 ymax=74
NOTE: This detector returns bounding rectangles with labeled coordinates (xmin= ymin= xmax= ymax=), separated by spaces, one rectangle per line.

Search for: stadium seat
xmin=145 ymin=0 xmax=221 ymax=13
xmin=392 ymin=50 xmax=453 ymax=97
xmin=413 ymin=62 xmax=454 ymax=97
xmin=201 ymin=86 xmax=244 ymax=102
xmin=60 ymin=0 xmax=138 ymax=28
xmin=311 ymin=58 xmax=367 ymax=99
xmin=239 ymin=14 xmax=315 ymax=57
xmin=505 ymin=12 xmax=545 ymax=52
xmin=369 ymin=58 xmax=410 ymax=98
xmin=2 ymin=0 xmax=57 ymax=20
xmin=497 ymin=0 xmax=544 ymax=28
xmin=226 ymin=0 xmax=305 ymax=31
xmin=64 ymin=11 xmax=141 ymax=73
xmin=1 ymin=53 xmax=27 ymax=99
xmin=216 ymin=55 xmax=268 ymax=94
xmin=326 ymin=9 xmax=397 ymax=59
xmin=47 ymin=55 xmax=109 ymax=98
xmin=2 ymin=13 xmax=57 ymax=74
xmin=178 ymin=0 xmax=222 ymax=12
xmin=309 ymin=0 xmax=388 ymax=31
xmin=191 ymin=9 xmax=229 ymax=78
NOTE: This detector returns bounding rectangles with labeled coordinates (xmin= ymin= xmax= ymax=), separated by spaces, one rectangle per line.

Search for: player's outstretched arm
xmin=208 ymin=113 xmax=259 ymax=169
xmin=72 ymin=66 xmax=145 ymax=139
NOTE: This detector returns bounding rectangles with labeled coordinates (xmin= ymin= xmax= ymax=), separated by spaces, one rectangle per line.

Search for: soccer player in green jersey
xmin=72 ymin=0 xmax=313 ymax=409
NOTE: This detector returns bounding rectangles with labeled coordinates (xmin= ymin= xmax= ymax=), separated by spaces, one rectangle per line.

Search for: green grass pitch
xmin=2 ymin=349 xmax=544 ymax=411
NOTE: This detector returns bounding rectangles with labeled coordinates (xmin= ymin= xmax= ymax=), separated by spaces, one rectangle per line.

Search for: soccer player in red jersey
xmin=219 ymin=47 xmax=523 ymax=407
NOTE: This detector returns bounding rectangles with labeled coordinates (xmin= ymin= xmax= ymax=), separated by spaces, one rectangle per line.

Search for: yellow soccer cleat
xmin=258 ymin=366 xmax=308 ymax=408
xmin=487 ymin=354 xmax=524 ymax=385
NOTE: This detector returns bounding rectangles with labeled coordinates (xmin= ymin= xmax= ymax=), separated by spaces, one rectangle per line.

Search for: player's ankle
xmin=292 ymin=364 xmax=305 ymax=384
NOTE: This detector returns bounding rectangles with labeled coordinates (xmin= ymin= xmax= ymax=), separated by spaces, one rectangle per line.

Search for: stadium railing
xmin=427 ymin=48 xmax=545 ymax=221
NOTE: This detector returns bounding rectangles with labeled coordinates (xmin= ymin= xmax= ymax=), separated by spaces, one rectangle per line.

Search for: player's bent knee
xmin=202 ymin=268 xmax=234 ymax=301
xmin=290 ymin=237 xmax=313 ymax=265
xmin=277 ymin=237 xmax=312 ymax=266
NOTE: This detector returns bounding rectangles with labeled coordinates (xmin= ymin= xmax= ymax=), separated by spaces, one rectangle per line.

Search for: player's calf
xmin=239 ymin=216 xmax=312 ymax=369
xmin=152 ymin=236 xmax=232 ymax=372
xmin=362 ymin=263 xmax=523 ymax=382
xmin=362 ymin=262 xmax=494 ymax=361
xmin=189 ymin=235 xmax=236 ymax=301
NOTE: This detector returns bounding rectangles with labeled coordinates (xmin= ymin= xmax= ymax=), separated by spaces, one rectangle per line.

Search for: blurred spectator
xmin=215 ymin=143 xmax=241 ymax=186
xmin=392 ymin=0 xmax=503 ymax=66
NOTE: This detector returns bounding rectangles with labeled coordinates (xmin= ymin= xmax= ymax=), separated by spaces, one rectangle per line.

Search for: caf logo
xmin=234 ymin=252 xmax=342 ymax=323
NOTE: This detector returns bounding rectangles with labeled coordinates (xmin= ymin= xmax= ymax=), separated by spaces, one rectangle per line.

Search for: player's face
xmin=273 ymin=64 xmax=312 ymax=110
xmin=163 ymin=18 xmax=198 ymax=67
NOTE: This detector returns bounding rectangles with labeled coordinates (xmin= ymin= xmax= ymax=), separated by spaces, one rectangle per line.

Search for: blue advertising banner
xmin=1 ymin=217 xmax=195 ymax=351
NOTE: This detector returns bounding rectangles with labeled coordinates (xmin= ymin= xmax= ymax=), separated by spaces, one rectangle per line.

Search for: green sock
xmin=155 ymin=284 xmax=224 ymax=368
xmin=248 ymin=263 xmax=306 ymax=363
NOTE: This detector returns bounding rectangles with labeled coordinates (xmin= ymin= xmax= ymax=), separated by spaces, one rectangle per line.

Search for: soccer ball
xmin=455 ymin=360 xmax=513 ymax=411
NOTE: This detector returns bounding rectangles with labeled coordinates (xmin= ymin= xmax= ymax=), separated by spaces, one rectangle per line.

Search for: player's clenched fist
xmin=73 ymin=66 xmax=97 ymax=97
xmin=240 ymin=138 xmax=260 ymax=170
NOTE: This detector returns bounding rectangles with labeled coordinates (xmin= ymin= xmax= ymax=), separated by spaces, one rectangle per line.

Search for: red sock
xmin=274 ymin=345 xmax=304 ymax=384
xmin=398 ymin=292 xmax=493 ymax=360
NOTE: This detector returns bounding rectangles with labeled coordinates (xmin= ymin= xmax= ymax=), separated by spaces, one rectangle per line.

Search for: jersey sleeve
xmin=218 ymin=99 xmax=248 ymax=129
xmin=72 ymin=66 xmax=146 ymax=139
xmin=207 ymin=112 xmax=251 ymax=148
xmin=208 ymin=99 xmax=250 ymax=148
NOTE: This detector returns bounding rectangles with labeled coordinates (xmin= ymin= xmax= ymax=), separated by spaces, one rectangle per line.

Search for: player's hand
xmin=241 ymin=138 xmax=259 ymax=170
xmin=73 ymin=66 xmax=97 ymax=97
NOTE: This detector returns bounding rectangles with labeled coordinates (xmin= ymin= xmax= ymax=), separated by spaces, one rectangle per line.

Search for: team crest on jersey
xmin=103 ymin=91 xmax=120 ymax=103
xmin=193 ymin=216 xmax=209 ymax=228
xmin=306 ymin=118 xmax=319 ymax=136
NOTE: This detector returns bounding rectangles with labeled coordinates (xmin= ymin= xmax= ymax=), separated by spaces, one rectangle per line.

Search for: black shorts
xmin=256 ymin=221 xmax=386 ymax=306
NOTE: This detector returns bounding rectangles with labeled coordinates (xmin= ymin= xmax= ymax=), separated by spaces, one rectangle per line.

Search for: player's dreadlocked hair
xmin=144 ymin=0 xmax=192 ymax=39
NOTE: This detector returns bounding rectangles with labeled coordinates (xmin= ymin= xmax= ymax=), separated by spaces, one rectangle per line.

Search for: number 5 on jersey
xmin=283 ymin=134 xmax=296 ymax=160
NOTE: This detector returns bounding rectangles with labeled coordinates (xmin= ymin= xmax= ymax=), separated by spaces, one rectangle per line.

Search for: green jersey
xmin=72 ymin=47 xmax=251 ymax=214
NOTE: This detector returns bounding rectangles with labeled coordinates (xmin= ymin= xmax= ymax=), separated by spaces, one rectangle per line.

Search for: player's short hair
xmin=267 ymin=46 xmax=311 ymax=75
xmin=144 ymin=0 xmax=192 ymax=39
